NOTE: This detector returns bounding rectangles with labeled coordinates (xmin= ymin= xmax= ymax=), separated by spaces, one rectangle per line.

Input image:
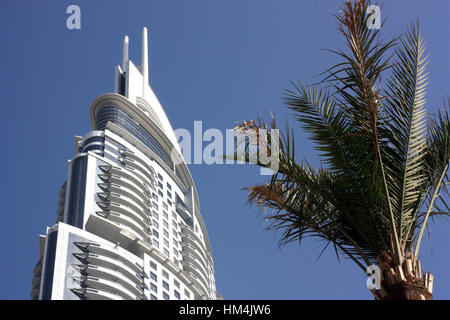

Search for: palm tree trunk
xmin=371 ymin=252 xmax=434 ymax=300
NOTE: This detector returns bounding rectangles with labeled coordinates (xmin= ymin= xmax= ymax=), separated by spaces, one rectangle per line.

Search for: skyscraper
xmin=31 ymin=28 xmax=221 ymax=300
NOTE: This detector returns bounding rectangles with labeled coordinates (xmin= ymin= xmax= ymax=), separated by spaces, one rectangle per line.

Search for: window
xmin=150 ymin=294 xmax=157 ymax=300
xmin=163 ymin=229 xmax=169 ymax=238
xmin=152 ymin=202 xmax=158 ymax=210
xmin=173 ymin=249 xmax=178 ymax=257
xmin=174 ymin=280 xmax=180 ymax=289
xmin=162 ymin=202 xmax=168 ymax=211
xmin=163 ymin=281 xmax=169 ymax=290
xmin=167 ymin=191 xmax=172 ymax=200
xmin=173 ymin=229 xmax=178 ymax=238
xmin=163 ymin=292 xmax=169 ymax=300
xmin=94 ymin=107 xmax=174 ymax=169
xmin=157 ymin=173 xmax=163 ymax=181
xmin=184 ymin=290 xmax=190 ymax=298
xmin=158 ymin=189 xmax=163 ymax=197
xmin=167 ymin=199 xmax=172 ymax=207
xmin=174 ymin=290 xmax=180 ymax=300
xmin=163 ymin=220 xmax=169 ymax=229
xmin=172 ymin=221 xmax=177 ymax=229
xmin=152 ymin=229 xmax=159 ymax=238
xmin=153 ymin=220 xmax=159 ymax=229
xmin=158 ymin=181 xmax=163 ymax=189
xmin=163 ymin=238 xmax=169 ymax=247
xmin=166 ymin=183 xmax=172 ymax=191
xmin=152 ymin=211 xmax=159 ymax=219
xmin=163 ymin=211 xmax=169 ymax=220
xmin=150 ymin=261 xmax=157 ymax=270
xmin=162 ymin=270 xmax=169 ymax=279
xmin=150 ymin=272 xmax=157 ymax=282
xmin=150 ymin=283 xmax=157 ymax=293
xmin=172 ymin=212 xmax=177 ymax=221
xmin=164 ymin=248 xmax=170 ymax=257
xmin=174 ymin=258 xmax=179 ymax=267
xmin=152 ymin=193 xmax=158 ymax=201
xmin=153 ymin=239 xmax=159 ymax=248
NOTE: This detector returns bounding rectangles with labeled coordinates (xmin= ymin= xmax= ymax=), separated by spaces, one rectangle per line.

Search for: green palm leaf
xmin=384 ymin=22 xmax=429 ymax=251
xmin=231 ymin=0 xmax=449 ymax=300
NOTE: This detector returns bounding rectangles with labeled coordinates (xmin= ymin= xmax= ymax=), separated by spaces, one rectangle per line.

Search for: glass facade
xmin=41 ymin=230 xmax=58 ymax=300
xmin=80 ymin=136 xmax=105 ymax=156
xmin=94 ymin=106 xmax=174 ymax=170
xmin=66 ymin=156 xmax=88 ymax=228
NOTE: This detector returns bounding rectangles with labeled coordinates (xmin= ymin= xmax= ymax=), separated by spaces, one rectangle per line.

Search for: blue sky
xmin=0 ymin=0 xmax=449 ymax=299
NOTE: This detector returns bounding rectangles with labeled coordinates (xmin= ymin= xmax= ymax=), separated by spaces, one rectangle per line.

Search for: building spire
xmin=122 ymin=35 xmax=129 ymax=72
xmin=142 ymin=27 xmax=148 ymax=98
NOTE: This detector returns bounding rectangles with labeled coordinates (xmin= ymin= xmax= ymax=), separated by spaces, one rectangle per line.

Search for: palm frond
xmin=383 ymin=22 xmax=428 ymax=252
xmin=231 ymin=0 xmax=449 ymax=277
xmin=415 ymin=100 xmax=450 ymax=256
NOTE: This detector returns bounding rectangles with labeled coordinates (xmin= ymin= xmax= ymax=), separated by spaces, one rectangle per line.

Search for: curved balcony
xmin=182 ymin=262 xmax=209 ymax=293
xmin=183 ymin=267 xmax=209 ymax=297
xmin=108 ymin=185 xmax=151 ymax=217
xmin=108 ymin=171 xmax=154 ymax=204
xmin=72 ymin=275 xmax=136 ymax=300
xmin=108 ymin=194 xmax=146 ymax=220
xmin=107 ymin=203 xmax=150 ymax=230
xmin=79 ymin=264 xmax=143 ymax=297
xmin=181 ymin=233 xmax=208 ymax=265
xmin=120 ymin=149 xmax=156 ymax=184
xmin=181 ymin=225 xmax=214 ymax=265
xmin=119 ymin=156 xmax=156 ymax=191
xmin=110 ymin=167 xmax=152 ymax=199
xmin=74 ymin=242 xmax=144 ymax=275
xmin=110 ymin=180 xmax=148 ymax=206
xmin=119 ymin=153 xmax=156 ymax=186
xmin=71 ymin=287 xmax=122 ymax=300
xmin=181 ymin=244 xmax=209 ymax=277
xmin=107 ymin=185 xmax=148 ymax=214
xmin=176 ymin=203 xmax=192 ymax=222
xmin=101 ymin=210 xmax=151 ymax=241
xmin=72 ymin=253 xmax=142 ymax=284
xmin=182 ymin=252 xmax=208 ymax=279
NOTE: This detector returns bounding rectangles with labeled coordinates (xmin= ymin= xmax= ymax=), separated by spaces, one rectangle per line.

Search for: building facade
xmin=31 ymin=28 xmax=221 ymax=300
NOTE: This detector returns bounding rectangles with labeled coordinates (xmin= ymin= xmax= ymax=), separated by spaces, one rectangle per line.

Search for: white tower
xmin=31 ymin=28 xmax=221 ymax=300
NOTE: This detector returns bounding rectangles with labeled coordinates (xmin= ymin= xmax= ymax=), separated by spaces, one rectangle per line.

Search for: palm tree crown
xmin=232 ymin=0 xmax=449 ymax=299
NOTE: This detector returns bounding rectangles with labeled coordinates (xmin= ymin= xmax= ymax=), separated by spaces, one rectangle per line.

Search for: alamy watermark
xmin=66 ymin=5 xmax=81 ymax=30
xmin=172 ymin=121 xmax=280 ymax=176
xmin=366 ymin=264 xmax=382 ymax=290
xmin=366 ymin=5 xmax=381 ymax=30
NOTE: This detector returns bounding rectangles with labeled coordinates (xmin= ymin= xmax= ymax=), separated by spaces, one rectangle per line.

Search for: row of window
xmin=156 ymin=173 xmax=173 ymax=193
xmin=150 ymin=170 xmax=184 ymax=266
xmin=148 ymin=261 xmax=189 ymax=300
xmin=95 ymin=106 xmax=174 ymax=169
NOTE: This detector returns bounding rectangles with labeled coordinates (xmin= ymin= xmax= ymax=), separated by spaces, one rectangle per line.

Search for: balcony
xmin=176 ymin=203 xmax=191 ymax=221
xmin=72 ymin=253 xmax=142 ymax=284
xmin=71 ymin=287 xmax=122 ymax=300
xmin=77 ymin=264 xmax=144 ymax=297
xmin=72 ymin=275 xmax=137 ymax=300
xmin=182 ymin=252 xmax=208 ymax=278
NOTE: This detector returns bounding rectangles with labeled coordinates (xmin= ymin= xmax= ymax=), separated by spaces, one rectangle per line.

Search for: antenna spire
xmin=122 ymin=35 xmax=129 ymax=72
xmin=142 ymin=27 xmax=148 ymax=97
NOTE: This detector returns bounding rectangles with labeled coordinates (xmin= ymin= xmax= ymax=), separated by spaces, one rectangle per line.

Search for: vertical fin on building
xmin=141 ymin=27 xmax=149 ymax=99
xmin=122 ymin=35 xmax=129 ymax=72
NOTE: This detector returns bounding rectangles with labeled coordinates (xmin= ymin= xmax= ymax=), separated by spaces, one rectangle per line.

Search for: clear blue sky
xmin=0 ymin=0 xmax=449 ymax=299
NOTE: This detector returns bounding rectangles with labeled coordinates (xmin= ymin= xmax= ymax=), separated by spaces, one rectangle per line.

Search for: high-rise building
xmin=31 ymin=28 xmax=221 ymax=300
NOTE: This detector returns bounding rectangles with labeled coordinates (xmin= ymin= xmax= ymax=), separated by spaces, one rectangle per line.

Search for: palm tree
xmin=232 ymin=0 xmax=449 ymax=300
